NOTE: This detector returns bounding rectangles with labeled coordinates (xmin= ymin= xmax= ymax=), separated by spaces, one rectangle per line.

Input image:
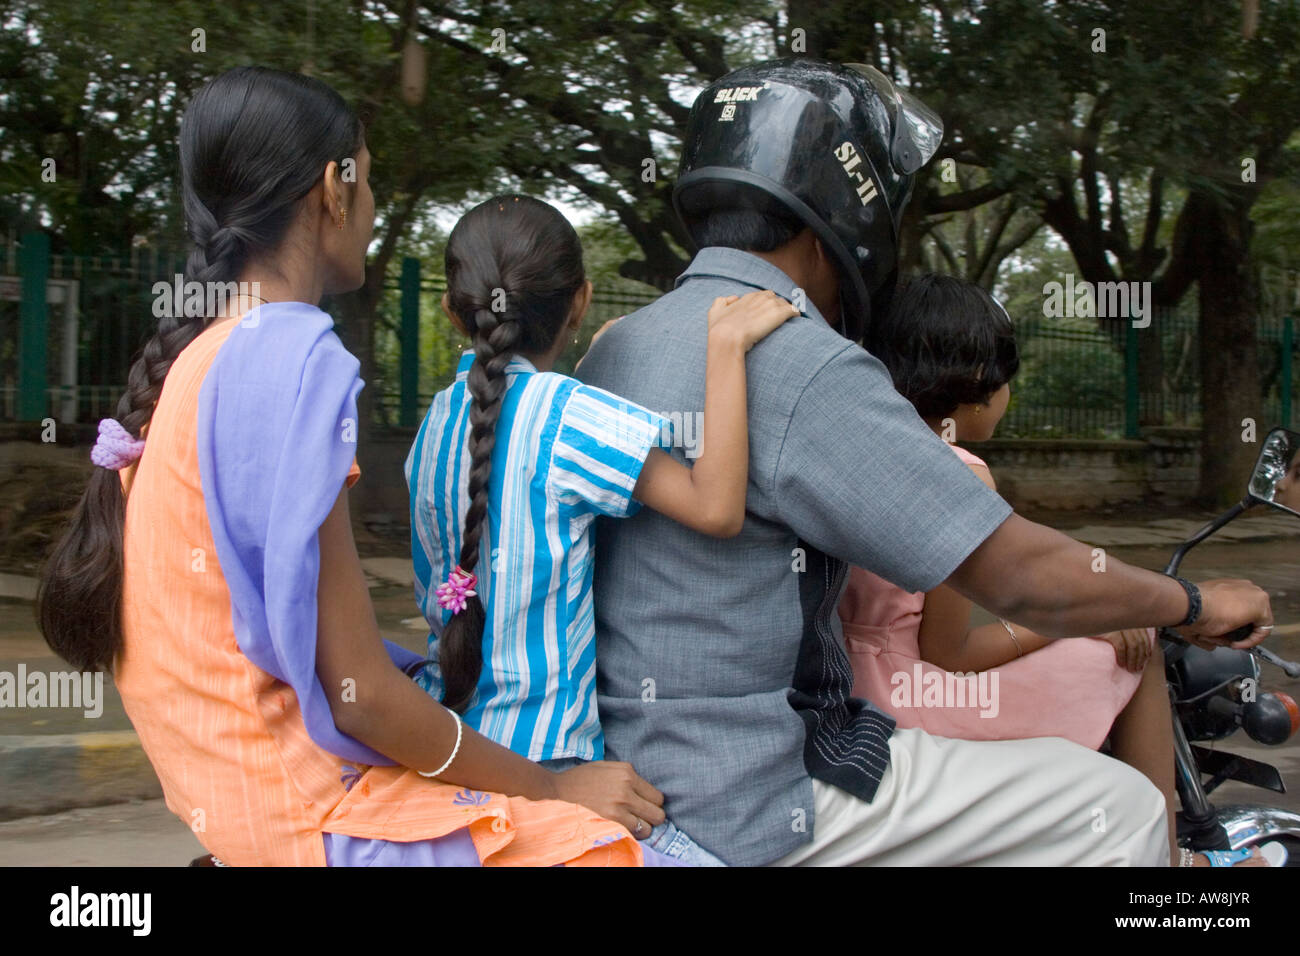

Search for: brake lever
xmin=1168 ymin=623 xmax=1300 ymax=678
xmin=1219 ymin=625 xmax=1300 ymax=677
xmin=1253 ymin=644 xmax=1300 ymax=679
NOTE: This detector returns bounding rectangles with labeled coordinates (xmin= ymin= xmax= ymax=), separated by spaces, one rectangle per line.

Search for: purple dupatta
xmin=195 ymin=301 xmax=421 ymax=766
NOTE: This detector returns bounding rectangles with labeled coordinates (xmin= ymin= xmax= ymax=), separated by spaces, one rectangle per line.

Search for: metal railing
xmin=3 ymin=233 xmax=1296 ymax=439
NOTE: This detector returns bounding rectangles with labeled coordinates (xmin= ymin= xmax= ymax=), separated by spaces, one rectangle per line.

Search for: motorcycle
xmin=1164 ymin=425 xmax=1300 ymax=864
xmin=193 ymin=426 xmax=1300 ymax=868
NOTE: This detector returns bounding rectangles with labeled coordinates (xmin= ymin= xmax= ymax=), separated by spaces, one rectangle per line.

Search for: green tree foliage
xmin=4 ymin=1 xmax=1299 ymax=505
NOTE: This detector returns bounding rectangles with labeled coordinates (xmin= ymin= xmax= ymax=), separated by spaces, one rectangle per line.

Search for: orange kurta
xmin=115 ymin=315 xmax=640 ymax=866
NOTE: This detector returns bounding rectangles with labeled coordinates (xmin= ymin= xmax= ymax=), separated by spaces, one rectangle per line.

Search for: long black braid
xmin=434 ymin=195 xmax=586 ymax=712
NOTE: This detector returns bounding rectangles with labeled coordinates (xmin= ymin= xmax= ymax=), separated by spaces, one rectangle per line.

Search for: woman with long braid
xmin=406 ymin=196 xmax=798 ymax=850
xmin=37 ymin=67 xmax=689 ymax=867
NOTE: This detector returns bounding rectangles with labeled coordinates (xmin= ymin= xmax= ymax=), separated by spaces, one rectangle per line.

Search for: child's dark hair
xmin=38 ymin=67 xmax=363 ymax=672
xmin=864 ymin=273 xmax=1020 ymax=421
xmin=437 ymin=195 xmax=586 ymax=713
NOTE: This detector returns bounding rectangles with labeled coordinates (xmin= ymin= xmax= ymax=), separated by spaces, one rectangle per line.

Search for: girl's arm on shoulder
xmin=918 ymin=458 xmax=1053 ymax=671
xmin=630 ymin=291 xmax=798 ymax=538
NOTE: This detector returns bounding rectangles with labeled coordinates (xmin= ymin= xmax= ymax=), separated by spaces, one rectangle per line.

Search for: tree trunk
xmin=330 ymin=286 xmax=385 ymax=543
xmin=1040 ymin=191 xmax=1173 ymax=424
xmin=331 ymin=289 xmax=378 ymax=428
xmin=1186 ymin=190 xmax=1262 ymax=506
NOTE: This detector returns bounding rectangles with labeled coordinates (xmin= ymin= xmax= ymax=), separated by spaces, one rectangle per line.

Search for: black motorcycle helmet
xmin=673 ymin=57 xmax=943 ymax=343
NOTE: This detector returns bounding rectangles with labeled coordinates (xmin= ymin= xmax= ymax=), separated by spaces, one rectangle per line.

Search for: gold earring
xmin=338 ymin=208 xmax=347 ymax=230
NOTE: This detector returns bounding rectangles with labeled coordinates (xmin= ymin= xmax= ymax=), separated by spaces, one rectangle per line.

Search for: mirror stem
xmin=1164 ymin=497 xmax=1256 ymax=576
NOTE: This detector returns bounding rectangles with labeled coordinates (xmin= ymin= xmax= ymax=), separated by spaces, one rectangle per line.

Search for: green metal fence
xmin=999 ymin=303 xmax=1207 ymax=439
xmin=1 ymin=232 xmax=188 ymax=424
xmin=981 ymin=271 xmax=1296 ymax=439
xmin=368 ymin=261 xmax=662 ymax=427
xmin=3 ymin=231 xmax=1297 ymax=439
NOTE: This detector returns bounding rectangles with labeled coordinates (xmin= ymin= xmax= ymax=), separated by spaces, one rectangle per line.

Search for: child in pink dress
xmin=841 ymin=274 xmax=1266 ymax=867
xmin=841 ymin=439 xmax=1147 ymax=749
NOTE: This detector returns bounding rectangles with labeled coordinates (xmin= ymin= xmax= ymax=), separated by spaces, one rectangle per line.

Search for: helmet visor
xmin=845 ymin=63 xmax=943 ymax=175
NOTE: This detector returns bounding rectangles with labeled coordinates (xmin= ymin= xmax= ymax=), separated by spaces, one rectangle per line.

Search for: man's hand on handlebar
xmin=1177 ymin=578 xmax=1274 ymax=651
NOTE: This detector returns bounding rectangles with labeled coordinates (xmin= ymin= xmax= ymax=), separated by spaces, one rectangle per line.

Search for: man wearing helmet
xmin=576 ymin=58 xmax=1272 ymax=867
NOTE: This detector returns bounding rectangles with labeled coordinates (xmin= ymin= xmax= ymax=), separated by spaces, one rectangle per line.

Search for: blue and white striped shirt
xmin=405 ymin=349 xmax=670 ymax=761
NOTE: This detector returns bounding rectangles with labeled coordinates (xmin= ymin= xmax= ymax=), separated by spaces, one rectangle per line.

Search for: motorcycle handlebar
xmin=1223 ymin=623 xmax=1256 ymax=644
xmin=1164 ymin=625 xmax=1300 ymax=678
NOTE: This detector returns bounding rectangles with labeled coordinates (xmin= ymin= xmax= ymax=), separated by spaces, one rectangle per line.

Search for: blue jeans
xmin=539 ymin=757 xmax=727 ymax=866
xmin=644 ymin=819 xmax=728 ymax=867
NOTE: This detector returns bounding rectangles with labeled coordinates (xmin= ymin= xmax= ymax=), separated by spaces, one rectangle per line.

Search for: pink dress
xmin=838 ymin=443 xmax=1152 ymax=750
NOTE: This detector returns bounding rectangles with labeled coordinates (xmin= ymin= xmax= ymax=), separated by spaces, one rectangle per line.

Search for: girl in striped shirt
xmin=406 ymin=195 xmax=795 ymax=837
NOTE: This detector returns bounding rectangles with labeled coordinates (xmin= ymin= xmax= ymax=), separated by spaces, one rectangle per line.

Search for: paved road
xmin=0 ymin=800 xmax=203 ymax=866
xmin=4 ymin=527 xmax=1300 ymax=865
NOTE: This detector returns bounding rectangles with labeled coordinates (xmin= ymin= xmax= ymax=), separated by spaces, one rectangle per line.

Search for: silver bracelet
xmin=1179 ymin=847 xmax=1196 ymax=867
xmin=1000 ymin=619 xmax=1025 ymax=657
xmin=418 ymin=707 xmax=463 ymax=778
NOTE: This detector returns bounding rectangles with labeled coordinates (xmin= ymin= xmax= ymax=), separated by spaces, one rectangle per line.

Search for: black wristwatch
xmin=1168 ymin=575 xmax=1202 ymax=627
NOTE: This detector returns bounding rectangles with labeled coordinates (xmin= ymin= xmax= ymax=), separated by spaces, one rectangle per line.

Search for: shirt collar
xmin=454 ymin=350 xmax=537 ymax=379
xmin=674 ymin=246 xmax=828 ymax=326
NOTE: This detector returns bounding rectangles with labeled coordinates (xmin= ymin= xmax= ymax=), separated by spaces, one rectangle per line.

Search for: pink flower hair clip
xmin=435 ymin=565 xmax=478 ymax=615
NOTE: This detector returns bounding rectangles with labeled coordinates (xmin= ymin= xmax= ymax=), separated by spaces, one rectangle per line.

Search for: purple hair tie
xmin=435 ymin=565 xmax=478 ymax=615
xmin=90 ymin=418 xmax=146 ymax=470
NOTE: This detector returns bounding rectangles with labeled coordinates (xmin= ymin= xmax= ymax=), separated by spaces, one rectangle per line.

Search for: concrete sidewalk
xmin=3 ymin=517 xmax=1300 ymax=829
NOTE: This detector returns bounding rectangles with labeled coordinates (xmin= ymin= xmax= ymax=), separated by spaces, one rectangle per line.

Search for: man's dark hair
xmin=688 ymin=206 xmax=805 ymax=253
xmin=865 ymin=273 xmax=1020 ymax=421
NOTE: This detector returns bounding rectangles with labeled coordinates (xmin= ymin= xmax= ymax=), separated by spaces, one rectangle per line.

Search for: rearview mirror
xmin=1248 ymin=426 xmax=1300 ymax=516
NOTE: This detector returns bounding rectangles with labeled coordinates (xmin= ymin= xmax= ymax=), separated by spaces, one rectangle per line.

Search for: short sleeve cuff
xmin=617 ymin=407 xmax=672 ymax=517
xmin=550 ymin=383 xmax=673 ymax=518
xmin=909 ymin=492 xmax=1014 ymax=594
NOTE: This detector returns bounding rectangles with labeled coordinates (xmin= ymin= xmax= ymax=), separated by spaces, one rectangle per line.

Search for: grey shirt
xmin=576 ymin=247 xmax=1013 ymax=865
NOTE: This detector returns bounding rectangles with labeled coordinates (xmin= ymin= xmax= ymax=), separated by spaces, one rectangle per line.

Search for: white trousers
xmin=772 ymin=728 xmax=1169 ymax=866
